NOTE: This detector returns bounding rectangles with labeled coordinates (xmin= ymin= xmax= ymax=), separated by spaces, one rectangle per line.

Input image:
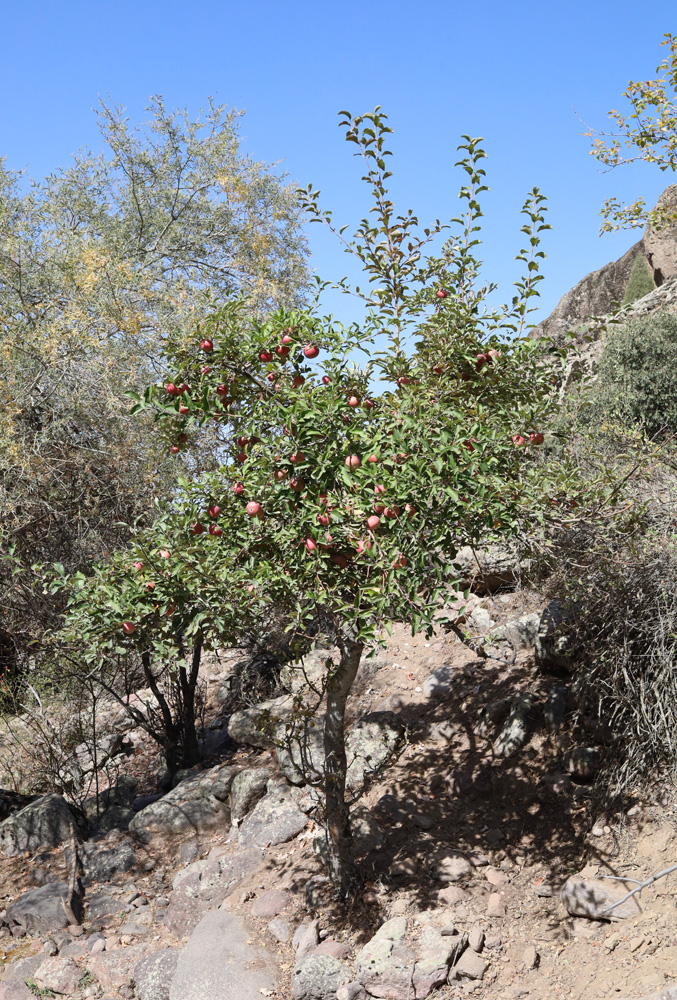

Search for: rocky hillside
xmin=0 ymin=549 xmax=674 ymax=1000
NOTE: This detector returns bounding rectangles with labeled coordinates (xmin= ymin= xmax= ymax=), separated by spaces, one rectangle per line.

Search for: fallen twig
xmin=600 ymin=862 xmax=677 ymax=915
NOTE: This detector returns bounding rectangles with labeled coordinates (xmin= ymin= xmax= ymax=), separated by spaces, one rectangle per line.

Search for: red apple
xmin=259 ymin=349 xmax=273 ymax=362
xmin=305 ymin=537 xmax=317 ymax=553
xmin=274 ymin=469 xmax=288 ymax=482
xmin=133 ymin=562 xmax=143 ymax=571
xmin=245 ymin=501 xmax=262 ymax=517
xmin=231 ymin=482 xmax=245 ymax=495
xmin=366 ymin=515 xmax=381 ymax=530
xmin=374 ymin=484 xmax=386 ymax=495
xmin=160 ymin=549 xmax=171 ymax=559
xmin=178 ymin=433 xmax=188 ymax=443
xmin=436 ymin=288 xmax=448 ymax=299
xmin=432 ymin=363 xmax=445 ymax=375
xmin=512 ymin=434 xmax=526 ymax=447
xmin=363 ymin=398 xmax=375 ymax=410
xmin=145 ymin=581 xmax=155 ymax=592
xmin=367 ymin=455 xmax=378 ymax=464
xmin=122 ymin=621 xmax=136 ymax=635
xmin=236 ymin=451 xmax=247 ymax=463
xmin=342 ymin=414 xmax=351 ymax=425
xmin=200 ymin=338 xmax=214 ymax=352
xmin=405 ymin=503 xmax=417 ymax=518
xmin=290 ymin=451 xmax=305 ymax=464
xmin=356 ymin=539 xmax=372 ymax=555
xmin=530 ymin=432 xmax=545 ymax=445
xmin=392 ymin=554 xmax=407 ymax=569
xmin=179 ymin=404 xmax=189 ymax=415
xmin=464 ymin=439 xmax=476 ymax=452
xmin=322 ymin=375 xmax=331 ymax=385
xmin=397 ymin=376 xmax=411 ymax=387
xmin=276 ymin=345 xmax=290 ymax=358
xmin=192 ymin=522 xmax=205 ymax=535
xmin=237 ymin=436 xmax=249 ymax=447
xmin=319 ymin=494 xmax=328 ymax=504
xmin=208 ymin=504 xmax=221 ymax=518
xmin=292 ymin=375 xmax=305 ymax=388
xmin=201 ymin=365 xmax=212 ymax=375
xmin=331 ymin=553 xmax=348 ymax=568
xmin=345 ymin=455 xmax=361 ymax=469
xmin=169 ymin=445 xmax=180 ymax=454
xmin=208 ymin=524 xmax=222 ymax=536
xmin=164 ymin=604 xmax=176 ymax=616
xmin=266 ymin=373 xmax=277 ymax=383
xmin=347 ymin=395 xmax=360 ymax=408
xmin=487 ymin=349 xmax=500 ymax=361
xmin=281 ymin=333 xmax=293 ymax=345
xmin=304 ymin=344 xmax=320 ymax=358
xmin=216 ymin=384 xmax=229 ymax=396
xmin=166 ymin=383 xmax=179 ymax=395
xmin=178 ymin=383 xmax=190 ymax=394
xmin=317 ymin=512 xmax=331 ymax=526
xmin=384 ymin=505 xmax=401 ymax=519
xmin=374 ymin=503 xmax=386 ymax=514
xmin=289 ymin=477 xmax=305 ymax=492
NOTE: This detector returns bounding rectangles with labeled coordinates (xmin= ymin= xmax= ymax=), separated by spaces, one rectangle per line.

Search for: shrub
xmin=621 ymin=252 xmax=655 ymax=307
xmin=585 ymin=311 xmax=677 ymax=438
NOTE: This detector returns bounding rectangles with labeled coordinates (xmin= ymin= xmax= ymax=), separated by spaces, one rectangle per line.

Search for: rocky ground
xmin=0 ymin=565 xmax=675 ymax=1000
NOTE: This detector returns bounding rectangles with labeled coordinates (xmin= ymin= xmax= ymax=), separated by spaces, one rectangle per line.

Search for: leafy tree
xmin=0 ymin=97 xmax=308 ymax=664
xmin=586 ymin=33 xmax=677 ymax=232
xmin=68 ymin=110 xmax=568 ymax=893
xmin=622 ymin=252 xmax=656 ymax=306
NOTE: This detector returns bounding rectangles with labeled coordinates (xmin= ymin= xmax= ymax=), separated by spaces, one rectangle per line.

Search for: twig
xmin=600 ymin=862 xmax=677 ymax=914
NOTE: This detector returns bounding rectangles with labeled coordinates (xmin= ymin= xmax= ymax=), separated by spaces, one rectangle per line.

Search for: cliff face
xmin=534 ymin=185 xmax=677 ymax=343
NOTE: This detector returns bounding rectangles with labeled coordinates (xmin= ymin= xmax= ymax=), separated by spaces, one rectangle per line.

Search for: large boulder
xmin=238 ymin=785 xmax=307 ymax=849
xmin=227 ymin=695 xmax=294 ymax=749
xmin=86 ymin=943 xmax=151 ymax=992
xmin=134 ymin=949 xmax=180 ymax=1000
xmin=164 ymin=845 xmax=264 ymax=937
xmin=169 ymin=909 xmax=279 ymax=1000
xmin=69 ymin=838 xmax=136 ymax=885
xmin=291 ymin=954 xmax=352 ymax=1000
xmin=32 ymin=957 xmax=82 ymax=996
xmin=129 ymin=763 xmax=236 ymax=842
xmin=279 ymin=650 xmax=333 ymax=695
xmin=355 ymin=917 xmax=415 ymax=999
xmin=5 ymin=882 xmax=80 ymax=933
xmin=230 ymin=767 xmax=273 ymax=823
xmin=451 ymin=545 xmax=521 ymax=594
xmin=82 ymin=774 xmax=138 ymax=833
xmin=0 ymin=794 xmax=74 ymax=856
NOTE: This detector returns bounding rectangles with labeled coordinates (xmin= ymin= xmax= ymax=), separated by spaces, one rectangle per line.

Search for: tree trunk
xmin=323 ymin=635 xmax=363 ymax=895
xmin=179 ymin=634 xmax=202 ymax=767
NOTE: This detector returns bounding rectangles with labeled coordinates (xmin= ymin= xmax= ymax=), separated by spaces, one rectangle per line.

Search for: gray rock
xmin=164 ymin=846 xmax=264 ymax=937
xmin=6 ymin=882 xmax=79 ymax=934
xmin=82 ymin=775 xmax=138 ymax=833
xmin=87 ymin=892 xmax=126 ymax=923
xmin=468 ymin=925 xmax=485 ymax=953
xmin=412 ymin=926 xmax=455 ymax=998
xmin=75 ymin=839 xmax=136 ymax=884
xmin=251 ymin=889 xmax=292 ymax=918
xmin=1 ymin=955 xmax=46 ymax=983
xmin=0 ymin=983 xmax=34 ymax=1000
xmin=268 ymin=917 xmax=293 ymax=943
xmin=238 ymin=787 xmax=307 ymax=849
xmin=422 ymin=665 xmax=456 ymax=700
xmin=86 ymin=943 xmax=151 ymax=991
xmin=169 ymin=909 xmax=279 ymax=1000
xmin=227 ymin=695 xmax=294 ymax=749
xmin=134 ymin=948 xmax=180 ymax=1000
xmin=355 ymin=917 xmax=415 ymax=1000
xmin=336 ymin=985 xmax=368 ymax=1000
xmin=450 ymin=949 xmax=488 ymax=981
xmin=535 ymin=599 xmax=575 ymax=673
xmin=493 ymin=693 xmax=534 ymax=757
xmin=314 ymin=807 xmax=384 ymax=862
xmin=560 ymin=875 xmax=643 ymax=920
xmin=180 ymin=842 xmax=199 ymax=866
xmin=291 ymin=954 xmax=352 ymax=1000
xmin=129 ymin=763 xmax=236 ymax=843
xmin=476 ymin=698 xmax=512 ymax=737
xmin=275 ymin=719 xmax=325 ymax=786
xmin=229 ymin=768 xmax=271 ymax=823
xmin=432 ymin=851 xmax=472 ymax=883
xmin=293 ymin=919 xmax=320 ymax=959
xmin=33 ymin=956 xmax=82 ymax=995
xmin=280 ymin=651 xmax=333 ymax=695
xmin=451 ymin=545 xmax=521 ymax=594
xmin=0 ymin=794 xmax=74 ymax=857
xmin=490 ymin=613 xmax=540 ymax=652
xmin=0 ymin=790 xmax=37 ymax=822
xmin=345 ymin=712 xmax=403 ymax=791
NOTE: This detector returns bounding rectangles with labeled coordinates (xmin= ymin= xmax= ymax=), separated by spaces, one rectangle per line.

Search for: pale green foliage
xmin=621 ymin=252 xmax=656 ymax=306
xmin=587 ymin=33 xmax=677 ymax=232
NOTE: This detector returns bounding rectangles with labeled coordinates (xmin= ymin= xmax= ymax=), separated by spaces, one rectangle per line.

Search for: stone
xmin=0 ymin=794 xmax=74 ymax=856
xmin=87 ymin=943 xmax=151 ymax=991
xmin=76 ymin=839 xmax=136 ymax=884
xmin=468 ymin=925 xmax=485 ymax=953
xmin=294 ymin=919 xmax=320 ymax=959
xmin=82 ymin=774 xmax=138 ymax=833
xmin=0 ymin=956 xmax=45 ymax=984
xmin=535 ymin=599 xmax=575 ymax=674
xmin=345 ymin=712 xmax=403 ymax=791
xmin=238 ymin=786 xmax=307 ymax=849
xmin=87 ymin=892 xmax=126 ymax=922
xmin=227 ymin=695 xmax=294 ymax=748
xmin=433 ymin=852 xmax=472 ymax=883
xmin=493 ymin=693 xmax=534 ymax=757
xmin=560 ymin=875 xmax=643 ymax=920
xmin=490 ymin=613 xmax=540 ymax=653
xmin=485 ymin=867 xmax=509 ymax=887
xmin=6 ymin=882 xmax=80 ymax=934
xmin=291 ymin=954 xmax=352 ymax=1000
xmin=134 ymin=948 xmax=180 ymax=1000
xmin=268 ymin=917 xmax=293 ymax=943
xmin=180 ymin=842 xmax=199 ymax=865
xmin=486 ymin=893 xmax=505 ymax=918
xmin=129 ymin=763 xmax=236 ymax=843
xmin=544 ymin=684 xmax=569 ymax=732
xmin=451 ymin=949 xmax=488 ymax=982
xmin=169 ymin=909 xmax=279 ymax=1000
xmin=451 ymin=545 xmax=520 ymax=594
xmin=0 ymin=985 xmax=33 ymax=1000
xmin=33 ymin=956 xmax=82 ymax=995
xmin=313 ymin=940 xmax=352 ymax=960
xmin=251 ymin=889 xmax=292 ymax=918
xmin=88 ymin=935 xmax=106 ymax=955
xmin=521 ymin=945 xmax=539 ymax=969
xmin=438 ymin=885 xmax=469 ymax=906
xmin=422 ymin=664 xmax=456 ymax=700
xmin=336 ymin=985 xmax=368 ymax=1000
xmin=164 ymin=846 xmax=264 ymax=937
xmin=565 ymin=746 xmax=602 ymax=782
xmin=229 ymin=767 xmax=271 ymax=823
xmin=412 ymin=926 xmax=455 ymax=998
xmin=276 ymin=720 xmax=324 ymax=785
xmin=280 ymin=650 xmax=332 ymax=695
xmin=355 ymin=917 xmax=415 ymax=999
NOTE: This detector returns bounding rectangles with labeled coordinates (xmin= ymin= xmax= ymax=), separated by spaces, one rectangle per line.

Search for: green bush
xmin=621 ymin=252 xmax=656 ymax=307
xmin=587 ymin=311 xmax=677 ymax=438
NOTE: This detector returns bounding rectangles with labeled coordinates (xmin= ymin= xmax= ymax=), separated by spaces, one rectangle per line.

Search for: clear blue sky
xmin=2 ymin=1 xmax=674 ymax=326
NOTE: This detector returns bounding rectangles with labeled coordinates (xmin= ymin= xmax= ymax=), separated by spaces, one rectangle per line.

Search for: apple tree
xmin=78 ymin=110 xmax=567 ymax=891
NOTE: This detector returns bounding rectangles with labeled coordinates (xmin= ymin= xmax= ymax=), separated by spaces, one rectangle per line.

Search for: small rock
xmin=313 ymin=939 xmax=352 ymax=960
xmin=521 ymin=945 xmax=539 ymax=969
xmin=422 ymin=664 xmax=456 ymax=699
xmin=438 ymin=885 xmax=469 ymax=906
xmin=434 ymin=852 xmax=472 ymax=883
xmin=42 ymin=939 xmax=58 ymax=955
xmin=336 ymin=983 xmax=368 ymax=1000
xmin=468 ymin=925 xmax=485 ymax=953
xmin=412 ymin=814 xmax=434 ymax=830
xmin=293 ymin=918 xmax=320 ymax=959
xmin=87 ymin=932 xmax=107 ymax=953
xmin=452 ymin=949 xmax=489 ymax=981
xmin=533 ymin=883 xmax=552 ymax=898
xmin=33 ymin=956 xmax=82 ymax=995
xmin=485 ymin=867 xmax=508 ymax=887
xmin=268 ymin=917 xmax=292 ymax=943
xmin=180 ymin=842 xmax=199 ymax=865
xmin=251 ymin=889 xmax=292 ymax=918
xmin=484 ymin=935 xmax=502 ymax=950
xmin=10 ymin=925 xmax=26 ymax=938
xmin=390 ymin=858 xmax=418 ymax=877
xmin=560 ymin=875 xmax=642 ymax=920
xmin=486 ymin=893 xmax=505 ymax=918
